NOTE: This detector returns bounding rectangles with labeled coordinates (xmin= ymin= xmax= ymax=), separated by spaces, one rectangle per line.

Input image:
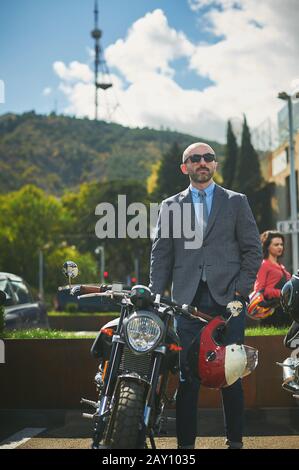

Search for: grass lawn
xmin=0 ymin=329 xmax=98 ymax=339
xmin=0 ymin=325 xmax=289 ymax=340
xmin=245 ymin=326 xmax=289 ymax=336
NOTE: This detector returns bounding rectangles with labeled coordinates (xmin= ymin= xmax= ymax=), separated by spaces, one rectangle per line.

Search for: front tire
xmin=107 ymin=379 xmax=145 ymax=449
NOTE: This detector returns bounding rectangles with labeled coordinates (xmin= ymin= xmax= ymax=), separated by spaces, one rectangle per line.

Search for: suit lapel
xmin=178 ymin=187 xmax=191 ymax=202
xmin=205 ymin=184 xmax=226 ymax=238
xmin=179 ymin=187 xmax=196 ymax=233
xmin=178 ymin=185 xmax=226 ymax=240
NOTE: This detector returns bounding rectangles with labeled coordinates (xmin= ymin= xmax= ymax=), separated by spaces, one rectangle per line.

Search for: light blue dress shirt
xmin=189 ymin=181 xmax=215 ymax=222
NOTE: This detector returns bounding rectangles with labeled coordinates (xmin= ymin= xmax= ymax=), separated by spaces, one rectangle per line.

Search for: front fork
xmin=139 ymin=352 xmax=165 ymax=449
xmin=91 ymin=340 xmax=124 ymax=448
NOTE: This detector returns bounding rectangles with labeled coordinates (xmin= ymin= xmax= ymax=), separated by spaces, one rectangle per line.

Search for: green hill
xmin=0 ymin=111 xmax=225 ymax=195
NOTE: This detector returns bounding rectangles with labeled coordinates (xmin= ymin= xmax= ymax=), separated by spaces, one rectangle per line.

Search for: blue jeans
xmin=176 ymin=281 xmax=246 ymax=447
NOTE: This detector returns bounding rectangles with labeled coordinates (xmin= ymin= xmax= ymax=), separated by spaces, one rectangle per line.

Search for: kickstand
xmin=149 ymin=431 xmax=156 ymax=449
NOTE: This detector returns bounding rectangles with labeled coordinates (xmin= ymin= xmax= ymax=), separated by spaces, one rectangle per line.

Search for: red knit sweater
xmin=254 ymin=259 xmax=291 ymax=299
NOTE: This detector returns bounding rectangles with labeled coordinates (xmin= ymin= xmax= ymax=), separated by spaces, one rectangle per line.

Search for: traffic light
xmin=103 ymin=271 xmax=109 ymax=279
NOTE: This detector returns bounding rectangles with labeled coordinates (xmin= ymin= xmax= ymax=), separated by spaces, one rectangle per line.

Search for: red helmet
xmin=188 ymin=316 xmax=258 ymax=388
xmin=247 ymin=291 xmax=275 ymax=320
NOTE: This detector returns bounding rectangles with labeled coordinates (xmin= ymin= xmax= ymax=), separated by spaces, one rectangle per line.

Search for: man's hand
xmin=226 ymin=299 xmax=244 ymax=317
xmin=70 ymin=285 xmax=81 ymax=297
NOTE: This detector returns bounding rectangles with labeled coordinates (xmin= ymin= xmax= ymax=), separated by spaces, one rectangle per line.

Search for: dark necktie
xmin=198 ymin=190 xmax=208 ymax=281
xmin=198 ymin=190 xmax=208 ymax=233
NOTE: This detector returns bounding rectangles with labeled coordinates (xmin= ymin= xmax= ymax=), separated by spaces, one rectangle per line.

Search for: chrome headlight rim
xmin=124 ymin=311 xmax=164 ymax=354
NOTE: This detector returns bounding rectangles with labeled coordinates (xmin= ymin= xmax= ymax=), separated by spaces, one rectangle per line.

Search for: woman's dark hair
xmin=260 ymin=230 xmax=285 ymax=259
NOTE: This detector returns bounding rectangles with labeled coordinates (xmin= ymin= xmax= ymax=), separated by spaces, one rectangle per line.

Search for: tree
xmin=234 ymin=116 xmax=274 ymax=231
xmin=45 ymin=245 xmax=97 ymax=294
xmin=62 ymin=180 xmax=152 ymax=284
xmin=222 ymin=120 xmax=238 ymax=189
xmin=153 ymin=142 xmax=188 ymax=201
xmin=235 ymin=115 xmax=263 ymax=194
xmin=0 ymin=185 xmax=71 ymax=285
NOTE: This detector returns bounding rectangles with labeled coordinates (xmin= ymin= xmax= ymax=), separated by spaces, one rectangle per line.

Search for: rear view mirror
xmin=62 ymin=261 xmax=79 ymax=288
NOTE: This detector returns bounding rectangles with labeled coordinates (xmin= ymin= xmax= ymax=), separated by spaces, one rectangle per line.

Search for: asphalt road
xmin=14 ymin=435 xmax=299 ymax=449
xmin=1 ymin=408 xmax=299 ymax=450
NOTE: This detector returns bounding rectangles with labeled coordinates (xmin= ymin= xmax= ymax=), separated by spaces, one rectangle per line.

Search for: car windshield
xmin=0 ymin=279 xmax=8 ymax=291
xmin=0 ymin=279 xmax=13 ymax=300
xmin=10 ymin=281 xmax=32 ymax=304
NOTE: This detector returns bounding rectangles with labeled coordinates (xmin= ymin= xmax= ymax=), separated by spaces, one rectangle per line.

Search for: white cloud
xmin=53 ymin=61 xmax=93 ymax=83
xmin=188 ymin=0 xmax=240 ymax=11
xmin=290 ymin=78 xmax=299 ymax=96
xmin=43 ymin=87 xmax=52 ymax=96
xmin=188 ymin=0 xmax=299 ymax=132
xmin=53 ymin=4 xmax=299 ymax=143
xmin=105 ymin=9 xmax=194 ymax=82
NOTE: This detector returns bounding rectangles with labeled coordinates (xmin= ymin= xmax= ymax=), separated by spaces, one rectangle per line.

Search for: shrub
xmin=65 ymin=302 xmax=79 ymax=313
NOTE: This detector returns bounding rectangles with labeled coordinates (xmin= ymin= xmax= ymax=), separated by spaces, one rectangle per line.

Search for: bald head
xmin=182 ymin=142 xmax=216 ymax=163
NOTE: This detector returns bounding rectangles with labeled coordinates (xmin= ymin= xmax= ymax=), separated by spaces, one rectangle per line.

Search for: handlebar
xmin=77 ymin=284 xmax=212 ymax=322
xmin=79 ymin=284 xmax=131 ymax=295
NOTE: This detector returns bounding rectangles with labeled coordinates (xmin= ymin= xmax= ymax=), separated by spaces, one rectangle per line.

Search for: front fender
xmin=90 ymin=318 xmax=120 ymax=359
xmin=117 ymin=372 xmax=150 ymax=387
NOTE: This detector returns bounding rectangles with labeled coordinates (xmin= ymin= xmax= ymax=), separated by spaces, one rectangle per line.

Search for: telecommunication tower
xmin=91 ymin=0 xmax=112 ymax=120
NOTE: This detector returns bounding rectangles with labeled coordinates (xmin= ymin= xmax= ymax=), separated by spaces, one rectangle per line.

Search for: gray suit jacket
xmin=149 ymin=184 xmax=262 ymax=306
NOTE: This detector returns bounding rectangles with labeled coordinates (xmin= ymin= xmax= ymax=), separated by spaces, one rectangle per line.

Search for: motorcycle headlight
xmin=124 ymin=312 xmax=164 ymax=353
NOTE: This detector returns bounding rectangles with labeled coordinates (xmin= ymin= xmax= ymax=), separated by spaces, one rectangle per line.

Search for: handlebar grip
xmin=155 ymin=295 xmax=213 ymax=322
xmin=80 ymin=285 xmax=107 ymax=294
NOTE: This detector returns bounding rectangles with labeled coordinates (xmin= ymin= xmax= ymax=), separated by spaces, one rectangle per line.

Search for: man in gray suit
xmin=150 ymin=142 xmax=262 ymax=449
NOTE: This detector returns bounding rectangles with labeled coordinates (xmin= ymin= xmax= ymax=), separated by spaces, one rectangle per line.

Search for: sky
xmin=0 ymin=0 xmax=298 ymax=143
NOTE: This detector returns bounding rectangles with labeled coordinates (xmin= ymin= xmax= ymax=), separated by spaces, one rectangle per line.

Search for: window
xmin=0 ymin=279 xmax=15 ymax=305
xmin=10 ymin=281 xmax=32 ymax=304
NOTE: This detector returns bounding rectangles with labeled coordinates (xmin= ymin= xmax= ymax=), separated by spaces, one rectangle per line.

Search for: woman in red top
xmin=254 ymin=230 xmax=291 ymax=325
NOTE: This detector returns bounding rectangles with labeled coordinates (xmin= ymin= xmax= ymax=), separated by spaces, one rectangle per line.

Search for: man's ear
xmin=180 ymin=163 xmax=188 ymax=175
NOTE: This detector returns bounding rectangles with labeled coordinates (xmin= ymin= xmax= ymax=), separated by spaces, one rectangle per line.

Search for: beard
xmin=189 ymin=167 xmax=214 ymax=183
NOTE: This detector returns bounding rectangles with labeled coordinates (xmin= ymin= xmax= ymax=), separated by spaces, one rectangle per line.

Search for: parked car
xmin=55 ymin=284 xmax=125 ymax=313
xmin=0 ymin=272 xmax=48 ymax=330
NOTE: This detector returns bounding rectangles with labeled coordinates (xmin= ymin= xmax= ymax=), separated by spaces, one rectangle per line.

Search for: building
xmin=267 ymin=101 xmax=299 ymax=272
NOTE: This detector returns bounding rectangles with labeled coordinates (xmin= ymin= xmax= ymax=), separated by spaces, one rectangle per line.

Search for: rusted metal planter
xmin=0 ymin=336 xmax=293 ymax=409
xmin=48 ymin=315 xmax=117 ymax=332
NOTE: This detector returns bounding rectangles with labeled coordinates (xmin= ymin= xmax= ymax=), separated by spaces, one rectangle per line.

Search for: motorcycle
xmin=276 ymin=273 xmax=299 ymax=402
xmin=62 ymin=261 xmax=258 ymax=450
xmin=277 ymin=320 xmax=299 ymax=400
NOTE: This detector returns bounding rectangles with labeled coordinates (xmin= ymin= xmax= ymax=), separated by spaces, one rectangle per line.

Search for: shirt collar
xmin=189 ymin=181 xmax=216 ymax=198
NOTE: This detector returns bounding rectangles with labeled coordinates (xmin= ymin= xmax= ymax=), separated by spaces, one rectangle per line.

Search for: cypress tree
xmin=153 ymin=142 xmax=188 ymax=201
xmin=235 ymin=115 xmax=263 ymax=194
xmin=234 ymin=115 xmax=276 ymax=231
xmin=222 ymin=120 xmax=238 ymax=190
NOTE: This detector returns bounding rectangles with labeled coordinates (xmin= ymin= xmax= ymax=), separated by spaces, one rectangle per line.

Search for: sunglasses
xmin=186 ymin=153 xmax=216 ymax=163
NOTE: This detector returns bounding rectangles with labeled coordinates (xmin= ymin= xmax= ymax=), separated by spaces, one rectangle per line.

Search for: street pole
xmin=287 ymin=96 xmax=298 ymax=273
xmin=134 ymin=257 xmax=139 ymax=284
xmin=38 ymin=249 xmax=44 ymax=301
xmin=95 ymin=246 xmax=105 ymax=283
